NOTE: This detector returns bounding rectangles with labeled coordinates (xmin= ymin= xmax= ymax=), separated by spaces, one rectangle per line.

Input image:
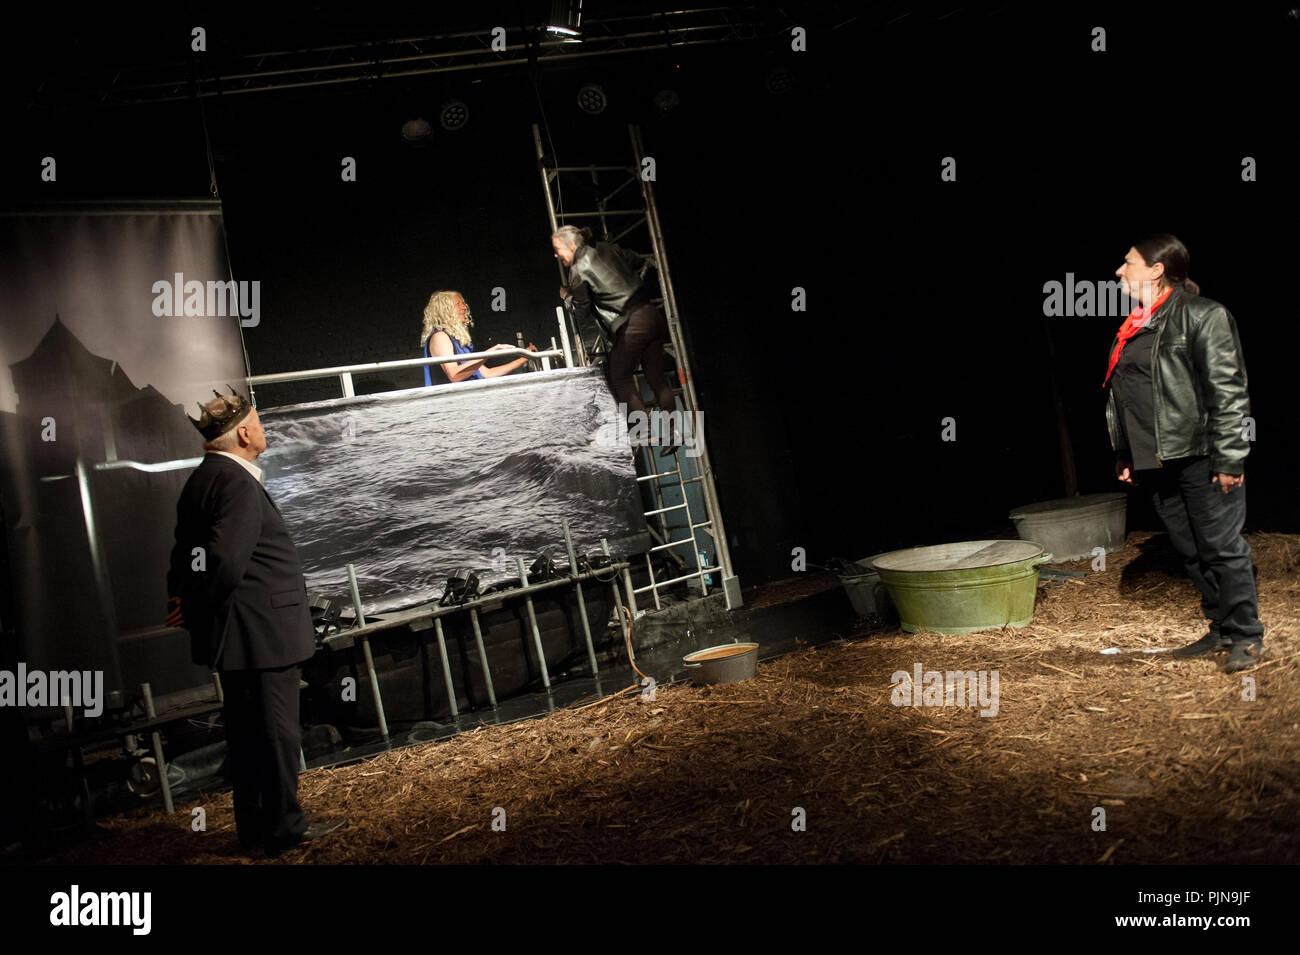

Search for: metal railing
xmin=329 ymin=524 xmax=636 ymax=738
xmin=249 ymin=344 xmax=563 ymax=398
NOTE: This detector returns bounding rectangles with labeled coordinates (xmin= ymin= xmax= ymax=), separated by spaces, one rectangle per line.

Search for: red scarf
xmin=1103 ymin=286 xmax=1172 ymax=386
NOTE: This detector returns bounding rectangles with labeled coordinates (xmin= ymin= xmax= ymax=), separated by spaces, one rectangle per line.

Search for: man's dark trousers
xmin=607 ymin=303 xmax=674 ymax=417
xmin=1141 ymin=454 xmax=1263 ymax=644
xmin=221 ymin=663 xmax=308 ymax=849
xmin=603 ymin=302 xmax=676 ymax=420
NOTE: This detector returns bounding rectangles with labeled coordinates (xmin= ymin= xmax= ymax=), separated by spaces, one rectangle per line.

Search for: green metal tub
xmin=871 ymin=540 xmax=1052 ymax=634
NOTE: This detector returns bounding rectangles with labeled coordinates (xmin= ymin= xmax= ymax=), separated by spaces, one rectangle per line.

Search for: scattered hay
xmin=41 ymin=531 xmax=1300 ymax=865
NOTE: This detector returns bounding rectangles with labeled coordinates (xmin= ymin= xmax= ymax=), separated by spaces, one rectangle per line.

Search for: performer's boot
xmin=659 ymin=424 xmax=683 ymax=457
xmin=1171 ymin=627 xmax=1231 ymax=659
xmin=1224 ymin=640 xmax=1263 ymax=673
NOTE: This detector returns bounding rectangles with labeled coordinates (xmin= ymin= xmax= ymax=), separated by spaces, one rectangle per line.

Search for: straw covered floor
xmin=36 ymin=531 xmax=1300 ymax=865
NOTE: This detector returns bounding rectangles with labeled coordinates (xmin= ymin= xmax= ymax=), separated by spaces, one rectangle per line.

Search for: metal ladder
xmin=532 ymin=123 xmax=741 ymax=611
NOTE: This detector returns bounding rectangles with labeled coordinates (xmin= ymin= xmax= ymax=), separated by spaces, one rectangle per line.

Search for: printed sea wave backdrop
xmin=259 ymin=367 xmax=650 ymax=616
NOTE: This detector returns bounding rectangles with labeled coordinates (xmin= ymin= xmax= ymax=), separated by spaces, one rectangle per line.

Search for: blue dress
xmin=424 ymin=332 xmax=485 ymax=386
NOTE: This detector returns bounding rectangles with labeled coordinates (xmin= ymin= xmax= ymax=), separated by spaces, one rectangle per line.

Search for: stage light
xmin=580 ymin=552 xmax=618 ymax=584
xmin=529 ymin=552 xmax=556 ymax=580
xmin=577 ymin=553 xmax=614 ymax=574
xmin=547 ymin=0 xmax=583 ymax=38
xmin=764 ymin=66 xmax=794 ymax=95
xmin=309 ymin=595 xmax=342 ymax=638
xmin=439 ymin=98 xmax=470 ymax=131
xmin=127 ymin=756 xmax=182 ymax=798
xmin=577 ymin=83 xmax=607 ymax=114
xmin=127 ymin=757 xmax=162 ymax=798
xmin=652 ymin=89 xmax=680 ymax=114
xmin=439 ymin=568 xmax=480 ymax=607
xmin=401 ymin=117 xmax=433 ymax=145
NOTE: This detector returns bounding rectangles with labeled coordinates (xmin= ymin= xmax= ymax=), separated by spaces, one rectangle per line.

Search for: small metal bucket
xmin=831 ymin=554 xmax=897 ymax=624
xmin=682 ymin=642 xmax=759 ymax=685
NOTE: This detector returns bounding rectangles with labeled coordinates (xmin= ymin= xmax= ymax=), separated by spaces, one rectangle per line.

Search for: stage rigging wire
xmin=526 ymin=14 xmax=567 ymax=250
xmin=572 ymin=606 xmax=648 ymax=712
xmin=190 ymin=56 xmax=257 ymax=405
xmin=526 ymin=13 xmax=563 ymax=207
xmin=619 ymin=605 xmax=648 ymax=680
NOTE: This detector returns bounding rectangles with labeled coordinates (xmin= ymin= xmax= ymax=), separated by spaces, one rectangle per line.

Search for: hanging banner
xmin=259 ymin=367 xmax=651 ymax=616
xmin=0 ymin=203 xmax=247 ymax=697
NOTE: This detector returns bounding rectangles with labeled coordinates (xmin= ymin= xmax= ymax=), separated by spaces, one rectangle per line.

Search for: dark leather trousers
xmin=1140 ymin=455 xmax=1263 ymax=644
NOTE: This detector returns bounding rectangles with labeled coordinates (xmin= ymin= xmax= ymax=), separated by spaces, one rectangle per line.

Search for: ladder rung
xmin=556 ymin=209 xmax=647 ymax=218
xmin=552 ymin=165 xmax=635 ymax=173
xmin=637 ymin=470 xmax=681 ymax=482
xmin=635 ymin=567 xmax=717 ymax=591
xmin=650 ymin=539 xmax=698 ymax=553
xmin=643 ymin=503 xmax=688 ymax=518
xmin=631 ymin=566 xmax=707 ymax=589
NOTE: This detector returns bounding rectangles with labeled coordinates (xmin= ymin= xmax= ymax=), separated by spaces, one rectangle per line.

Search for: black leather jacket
xmin=563 ymin=241 xmax=654 ymax=337
xmin=1105 ymin=286 xmax=1252 ymax=474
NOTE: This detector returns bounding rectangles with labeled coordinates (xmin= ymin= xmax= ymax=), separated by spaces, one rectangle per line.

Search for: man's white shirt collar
xmin=212 ymin=450 xmax=264 ymax=484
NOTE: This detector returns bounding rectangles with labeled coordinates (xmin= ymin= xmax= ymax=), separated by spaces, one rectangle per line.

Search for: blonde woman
xmin=419 ymin=290 xmax=535 ymax=385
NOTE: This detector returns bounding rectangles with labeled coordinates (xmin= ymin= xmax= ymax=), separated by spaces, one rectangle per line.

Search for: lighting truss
xmin=28 ymin=7 xmax=786 ymax=108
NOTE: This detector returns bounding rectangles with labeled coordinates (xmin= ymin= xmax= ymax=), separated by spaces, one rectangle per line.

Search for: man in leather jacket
xmin=552 ymin=226 xmax=678 ymax=450
xmin=557 ymin=233 xmax=655 ymax=339
xmin=1107 ymin=238 xmax=1263 ymax=672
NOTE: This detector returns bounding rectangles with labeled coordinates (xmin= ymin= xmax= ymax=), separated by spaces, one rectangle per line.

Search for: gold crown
xmin=189 ymin=387 xmax=253 ymax=441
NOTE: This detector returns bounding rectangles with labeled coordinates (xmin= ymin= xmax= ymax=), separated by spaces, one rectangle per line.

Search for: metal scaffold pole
xmin=628 ymin=125 xmax=740 ymax=608
xmin=532 ymin=124 xmax=588 ymax=367
xmin=528 ymin=121 xmax=741 ymax=610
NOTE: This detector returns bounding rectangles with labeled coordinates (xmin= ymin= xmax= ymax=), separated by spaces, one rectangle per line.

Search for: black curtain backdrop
xmin=4 ymin=2 xmax=1297 ymax=593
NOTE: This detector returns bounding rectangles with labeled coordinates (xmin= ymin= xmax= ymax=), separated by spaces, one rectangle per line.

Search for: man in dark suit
xmin=166 ymin=390 xmax=341 ymax=854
